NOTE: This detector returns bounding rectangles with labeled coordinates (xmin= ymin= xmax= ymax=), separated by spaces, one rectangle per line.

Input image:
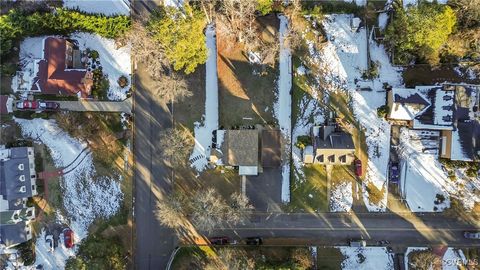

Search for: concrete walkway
xmin=53 ymin=98 xmax=132 ymax=113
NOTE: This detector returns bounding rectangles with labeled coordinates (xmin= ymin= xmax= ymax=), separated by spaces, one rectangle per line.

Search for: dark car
xmin=355 ymin=159 xmax=362 ymax=177
xmin=464 ymin=231 xmax=480 ymax=239
xmin=209 ymin=236 xmax=230 ymax=245
xmin=16 ymin=101 xmax=39 ymax=110
xmin=63 ymin=228 xmax=74 ymax=248
xmin=245 ymin=237 xmax=263 ymax=245
xmin=39 ymin=101 xmax=60 ymax=110
xmin=389 ymin=162 xmax=399 ymax=183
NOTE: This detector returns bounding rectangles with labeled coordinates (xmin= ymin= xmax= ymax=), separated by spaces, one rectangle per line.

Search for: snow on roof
xmin=338 ymin=247 xmax=394 ymax=270
xmin=412 ymin=86 xmax=455 ymax=130
xmin=0 ymin=96 xmax=13 ymax=114
xmin=378 ymin=13 xmax=388 ymax=30
xmin=390 ymin=88 xmax=430 ymax=121
xmin=63 ymin=0 xmax=130 ymax=16
xmin=450 ymin=129 xmax=472 ymax=161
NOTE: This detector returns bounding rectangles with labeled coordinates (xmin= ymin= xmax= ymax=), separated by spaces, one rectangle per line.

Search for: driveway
xmin=246 ymin=168 xmax=283 ymax=212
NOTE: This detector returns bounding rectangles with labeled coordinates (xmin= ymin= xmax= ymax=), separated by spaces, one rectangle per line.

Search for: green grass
xmin=288 ymin=164 xmax=329 ymax=212
xmin=331 ymin=165 xmax=356 ymax=183
xmin=317 ymin=247 xmax=343 ymax=270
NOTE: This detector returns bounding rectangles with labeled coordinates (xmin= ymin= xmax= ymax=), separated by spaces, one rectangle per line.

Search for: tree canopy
xmin=148 ymin=5 xmax=208 ymax=74
xmin=385 ymin=2 xmax=456 ymax=65
xmin=65 ymin=235 xmax=125 ymax=270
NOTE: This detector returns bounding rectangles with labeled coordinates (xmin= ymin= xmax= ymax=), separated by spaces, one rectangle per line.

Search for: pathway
xmin=53 ymin=97 xmax=132 ymax=113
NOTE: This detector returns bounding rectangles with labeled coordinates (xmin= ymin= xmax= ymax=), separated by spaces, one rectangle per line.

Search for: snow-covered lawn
xmin=399 ymin=128 xmax=480 ymax=212
xmin=315 ymin=14 xmax=403 ymax=211
xmin=15 ymin=118 xmax=123 ymax=240
xmin=330 ymin=181 xmax=353 ymax=212
xmin=12 ymin=35 xmax=131 ymax=101
xmin=63 ymin=0 xmax=130 ymax=16
xmin=189 ymin=25 xmax=219 ymax=172
xmin=339 ymin=247 xmax=394 ymax=270
xmin=72 ymin=33 xmax=132 ymax=100
xmin=275 ymin=14 xmax=292 ymax=203
xmin=33 ymin=230 xmax=76 ymax=269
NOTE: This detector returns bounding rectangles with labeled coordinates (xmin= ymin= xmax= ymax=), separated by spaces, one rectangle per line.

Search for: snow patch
xmin=330 ymin=181 xmax=353 ymax=212
xmin=15 ymin=118 xmax=123 ymax=239
xmin=71 ymin=33 xmax=131 ymax=101
xmin=63 ymin=0 xmax=130 ymax=16
xmin=189 ymin=25 xmax=219 ymax=171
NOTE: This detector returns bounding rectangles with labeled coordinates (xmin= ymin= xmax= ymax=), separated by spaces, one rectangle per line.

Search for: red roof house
xmin=32 ymin=38 xmax=93 ymax=97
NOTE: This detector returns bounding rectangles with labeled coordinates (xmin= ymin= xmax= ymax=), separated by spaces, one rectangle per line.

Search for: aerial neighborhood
xmin=0 ymin=0 xmax=479 ymax=269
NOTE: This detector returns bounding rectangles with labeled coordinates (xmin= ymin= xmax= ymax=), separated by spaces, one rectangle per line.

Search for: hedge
xmin=0 ymin=8 xmax=131 ymax=58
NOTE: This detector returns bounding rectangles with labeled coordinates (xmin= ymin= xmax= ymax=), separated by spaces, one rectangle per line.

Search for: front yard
xmin=289 ymin=164 xmax=329 ymax=212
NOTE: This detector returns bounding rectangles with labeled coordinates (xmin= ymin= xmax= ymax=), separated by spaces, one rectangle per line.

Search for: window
xmin=19 ymin=186 xmax=26 ymax=193
xmin=339 ymin=155 xmax=347 ymax=164
xmin=18 ymin=164 xmax=24 ymax=170
xmin=19 ymin=175 xmax=25 ymax=182
xmin=328 ymin=155 xmax=335 ymax=163
xmin=316 ymin=155 xmax=324 ymax=163
xmin=32 ymin=185 xmax=36 ymax=191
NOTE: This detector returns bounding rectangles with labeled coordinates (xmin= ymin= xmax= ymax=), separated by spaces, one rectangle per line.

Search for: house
xmin=304 ymin=124 xmax=356 ymax=165
xmin=387 ymin=84 xmax=480 ymax=161
xmin=209 ymin=128 xmax=282 ymax=175
xmin=0 ymin=146 xmax=37 ymax=249
xmin=14 ymin=37 xmax=93 ymax=97
xmin=0 ymin=95 xmax=13 ymax=115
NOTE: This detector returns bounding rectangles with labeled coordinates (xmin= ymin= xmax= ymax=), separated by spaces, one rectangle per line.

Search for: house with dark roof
xmin=0 ymin=146 xmax=37 ymax=249
xmin=303 ymin=124 xmax=356 ymax=165
xmin=387 ymin=84 xmax=480 ymax=161
xmin=14 ymin=37 xmax=93 ymax=97
xmin=209 ymin=128 xmax=282 ymax=175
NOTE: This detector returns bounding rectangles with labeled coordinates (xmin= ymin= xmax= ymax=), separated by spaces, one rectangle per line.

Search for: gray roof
xmin=315 ymin=131 xmax=355 ymax=150
xmin=223 ymin=130 xmax=259 ymax=166
xmin=457 ymin=121 xmax=480 ymax=160
xmin=0 ymin=222 xmax=29 ymax=247
xmin=0 ymin=147 xmax=34 ymax=201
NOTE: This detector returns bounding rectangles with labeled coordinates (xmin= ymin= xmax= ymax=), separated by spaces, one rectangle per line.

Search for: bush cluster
xmin=0 ymin=8 xmax=130 ymax=58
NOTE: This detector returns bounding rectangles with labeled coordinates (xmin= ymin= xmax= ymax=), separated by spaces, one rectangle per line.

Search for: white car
xmin=45 ymin=234 xmax=54 ymax=252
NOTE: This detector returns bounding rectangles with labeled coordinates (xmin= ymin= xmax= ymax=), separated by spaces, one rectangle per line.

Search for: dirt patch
xmin=174 ymin=65 xmax=206 ymax=131
xmin=216 ymin=16 xmax=279 ymax=127
xmin=403 ymin=65 xmax=480 ymax=87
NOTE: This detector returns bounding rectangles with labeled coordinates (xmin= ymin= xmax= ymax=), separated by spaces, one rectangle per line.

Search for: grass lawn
xmin=216 ymin=16 xmax=279 ymax=127
xmin=317 ymin=247 xmax=344 ymax=270
xmin=174 ymin=65 xmax=206 ymax=131
xmin=331 ymin=165 xmax=356 ymax=183
xmin=288 ymin=164 xmax=329 ymax=212
xmin=174 ymin=167 xmax=241 ymax=200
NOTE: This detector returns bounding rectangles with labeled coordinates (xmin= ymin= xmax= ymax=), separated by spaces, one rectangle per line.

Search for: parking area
xmin=246 ymin=168 xmax=283 ymax=212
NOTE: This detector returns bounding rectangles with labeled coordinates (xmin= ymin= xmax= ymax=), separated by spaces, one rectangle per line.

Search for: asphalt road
xmin=133 ymin=60 xmax=175 ymax=269
xmin=208 ymin=212 xmax=480 ymax=248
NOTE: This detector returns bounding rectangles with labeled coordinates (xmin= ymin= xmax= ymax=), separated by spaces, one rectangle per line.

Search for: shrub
xmin=65 ymin=235 xmax=125 ymax=270
xmin=89 ymin=50 xmax=99 ymax=60
xmin=408 ymin=250 xmax=440 ymax=270
xmin=0 ymin=8 xmax=130 ymax=58
xmin=376 ymin=105 xmax=390 ymax=118
xmin=295 ymin=135 xmax=311 ymax=149
xmin=17 ymin=240 xmax=35 ymax=266
xmin=362 ymin=61 xmax=380 ymax=80
xmin=256 ymin=0 xmax=273 ymax=16
xmin=434 ymin=193 xmax=446 ymax=205
xmin=117 ymin=75 xmax=128 ymax=88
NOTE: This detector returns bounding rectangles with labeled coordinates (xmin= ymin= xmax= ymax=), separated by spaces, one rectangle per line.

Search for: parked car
xmin=63 ymin=229 xmax=74 ymax=248
xmin=463 ymin=231 xmax=480 ymax=239
xmin=245 ymin=237 xmax=263 ymax=245
xmin=350 ymin=239 xmax=366 ymax=247
xmin=209 ymin=236 xmax=230 ymax=245
xmin=39 ymin=101 xmax=60 ymax=110
xmin=16 ymin=101 xmax=39 ymax=110
xmin=354 ymin=159 xmax=362 ymax=177
xmin=389 ymin=162 xmax=399 ymax=183
xmin=45 ymin=234 xmax=54 ymax=252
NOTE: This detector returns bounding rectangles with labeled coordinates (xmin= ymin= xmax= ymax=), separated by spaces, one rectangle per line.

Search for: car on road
xmin=39 ymin=101 xmax=60 ymax=110
xmin=45 ymin=234 xmax=54 ymax=252
xmin=63 ymin=228 xmax=74 ymax=248
xmin=16 ymin=101 xmax=39 ymax=110
xmin=389 ymin=162 xmax=399 ymax=183
xmin=245 ymin=237 xmax=263 ymax=245
xmin=354 ymin=159 xmax=362 ymax=177
xmin=464 ymin=231 xmax=480 ymax=239
xmin=209 ymin=236 xmax=230 ymax=245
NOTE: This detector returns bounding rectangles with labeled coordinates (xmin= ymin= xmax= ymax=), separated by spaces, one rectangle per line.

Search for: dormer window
xmin=19 ymin=175 xmax=25 ymax=182
xmin=18 ymin=164 xmax=24 ymax=170
xmin=19 ymin=186 xmax=26 ymax=193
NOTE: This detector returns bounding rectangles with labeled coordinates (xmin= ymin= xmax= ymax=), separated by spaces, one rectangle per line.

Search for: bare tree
xmin=159 ymin=127 xmax=194 ymax=166
xmin=291 ymin=248 xmax=314 ymax=270
xmin=226 ymin=192 xmax=252 ymax=224
xmin=204 ymin=248 xmax=255 ymax=270
xmin=156 ymin=194 xmax=186 ymax=228
xmin=190 ymin=188 xmax=228 ymax=232
xmin=153 ymin=70 xmax=192 ymax=102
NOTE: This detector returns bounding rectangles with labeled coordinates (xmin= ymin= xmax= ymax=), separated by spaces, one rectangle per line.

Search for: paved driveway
xmin=246 ymin=168 xmax=283 ymax=212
